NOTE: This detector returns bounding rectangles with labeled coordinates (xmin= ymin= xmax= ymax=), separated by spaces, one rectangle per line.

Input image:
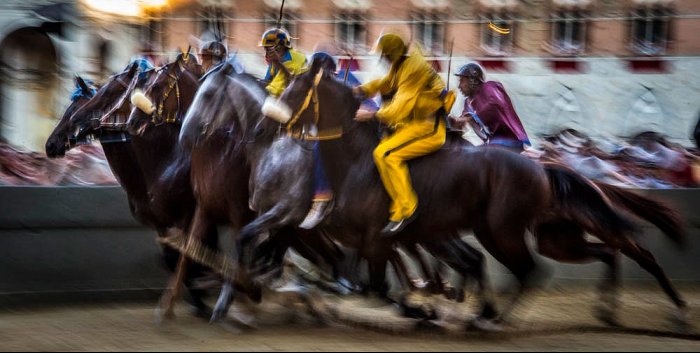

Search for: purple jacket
xmin=463 ymin=81 xmax=530 ymax=147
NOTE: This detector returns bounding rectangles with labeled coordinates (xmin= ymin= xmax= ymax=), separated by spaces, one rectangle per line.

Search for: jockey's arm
xmin=359 ymin=74 xmax=392 ymax=99
xmin=468 ymin=119 xmax=489 ymax=141
xmin=374 ymin=60 xmax=431 ymax=127
xmin=265 ymin=59 xmax=297 ymax=97
xmin=266 ymin=70 xmax=287 ymax=97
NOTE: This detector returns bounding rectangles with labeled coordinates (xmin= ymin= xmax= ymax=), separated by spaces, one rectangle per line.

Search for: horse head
xmin=46 ymin=63 xmax=147 ymax=157
xmin=271 ymin=57 xmax=361 ymax=140
xmin=127 ymin=54 xmax=202 ymax=136
xmin=175 ymin=46 xmax=204 ymax=78
xmin=45 ymin=75 xmax=98 ymax=158
xmin=180 ymin=62 xmax=267 ymax=150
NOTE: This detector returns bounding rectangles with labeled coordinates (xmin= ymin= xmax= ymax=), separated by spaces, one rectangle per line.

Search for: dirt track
xmin=1 ymin=286 xmax=699 ymax=351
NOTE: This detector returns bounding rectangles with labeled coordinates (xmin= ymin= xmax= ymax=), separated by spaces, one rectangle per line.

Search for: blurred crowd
xmin=0 ymin=142 xmax=117 ymax=186
xmin=522 ymin=129 xmax=700 ymax=189
xmin=1 ymin=128 xmax=697 ymax=188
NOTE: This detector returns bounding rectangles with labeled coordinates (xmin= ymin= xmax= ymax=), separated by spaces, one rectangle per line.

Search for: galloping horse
xmin=45 ymin=54 xmax=218 ymax=318
xmin=251 ymin=60 xmax=688 ymax=328
xmin=132 ymin=62 xmax=348 ymax=322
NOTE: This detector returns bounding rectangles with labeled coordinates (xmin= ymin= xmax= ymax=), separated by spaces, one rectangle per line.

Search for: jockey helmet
xmin=200 ymin=40 xmax=227 ymax=60
xmin=370 ymin=33 xmax=407 ymax=64
xmin=259 ymin=28 xmax=292 ymax=48
xmin=455 ymin=63 xmax=485 ymax=87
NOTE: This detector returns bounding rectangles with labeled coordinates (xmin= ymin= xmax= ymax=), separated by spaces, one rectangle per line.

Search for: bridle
xmin=283 ymin=69 xmax=343 ymax=141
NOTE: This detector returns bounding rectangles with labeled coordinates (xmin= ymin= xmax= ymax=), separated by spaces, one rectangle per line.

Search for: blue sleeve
xmin=336 ymin=70 xmax=378 ymax=111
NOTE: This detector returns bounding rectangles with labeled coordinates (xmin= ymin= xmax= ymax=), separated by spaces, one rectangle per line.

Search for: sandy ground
xmin=1 ymin=285 xmax=699 ymax=351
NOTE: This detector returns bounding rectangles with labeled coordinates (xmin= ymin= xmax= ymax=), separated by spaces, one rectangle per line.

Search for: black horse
xmin=248 ymin=59 xmax=688 ymax=328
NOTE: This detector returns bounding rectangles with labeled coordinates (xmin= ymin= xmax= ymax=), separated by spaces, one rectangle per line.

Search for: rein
xmin=150 ymin=61 xmax=187 ymax=126
xmin=95 ymin=73 xmax=140 ymax=130
xmin=284 ymin=70 xmax=344 ymax=141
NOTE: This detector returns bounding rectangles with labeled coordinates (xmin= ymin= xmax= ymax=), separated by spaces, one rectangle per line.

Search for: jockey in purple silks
xmin=450 ymin=63 xmax=530 ymax=153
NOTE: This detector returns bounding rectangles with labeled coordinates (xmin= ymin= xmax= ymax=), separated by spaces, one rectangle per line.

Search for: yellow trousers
xmin=373 ymin=117 xmax=446 ymax=222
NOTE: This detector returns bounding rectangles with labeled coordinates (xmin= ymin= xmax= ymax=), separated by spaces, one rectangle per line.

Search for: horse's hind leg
xmin=423 ymin=238 xmax=497 ymax=321
xmin=619 ymin=240 xmax=688 ymax=327
xmin=534 ymin=220 xmax=621 ymax=325
xmin=473 ymin=222 xmax=540 ymax=325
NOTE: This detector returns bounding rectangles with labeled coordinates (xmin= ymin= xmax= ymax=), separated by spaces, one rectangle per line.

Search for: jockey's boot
xmin=299 ymin=199 xmax=332 ymax=229
xmin=380 ymin=212 xmax=418 ymax=238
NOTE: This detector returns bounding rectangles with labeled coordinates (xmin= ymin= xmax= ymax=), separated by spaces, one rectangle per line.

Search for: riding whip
xmin=343 ymin=51 xmax=353 ymax=84
xmin=445 ymin=38 xmax=455 ymax=91
xmin=277 ymin=0 xmax=285 ymax=29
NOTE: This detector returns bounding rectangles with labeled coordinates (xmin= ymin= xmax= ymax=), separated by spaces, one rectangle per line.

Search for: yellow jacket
xmin=265 ymin=48 xmax=307 ymax=97
xmin=360 ymin=50 xmax=445 ymax=128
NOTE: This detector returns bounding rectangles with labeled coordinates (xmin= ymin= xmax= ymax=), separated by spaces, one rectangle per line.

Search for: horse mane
xmin=188 ymin=63 xmax=267 ymax=146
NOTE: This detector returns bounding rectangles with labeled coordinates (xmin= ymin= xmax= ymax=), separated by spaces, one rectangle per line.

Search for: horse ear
xmin=221 ymin=62 xmax=234 ymax=76
xmin=76 ymin=75 xmax=90 ymax=94
xmin=127 ymin=61 xmax=139 ymax=77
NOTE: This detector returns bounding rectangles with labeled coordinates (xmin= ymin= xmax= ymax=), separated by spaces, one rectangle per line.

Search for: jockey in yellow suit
xmin=354 ymin=34 xmax=451 ymax=236
xmin=260 ymin=28 xmax=307 ymax=97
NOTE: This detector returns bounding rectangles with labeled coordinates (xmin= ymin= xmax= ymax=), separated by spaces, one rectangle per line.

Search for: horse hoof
xmin=154 ymin=307 xmax=175 ymax=325
xmin=210 ymin=309 xmax=226 ymax=323
xmin=415 ymin=319 xmax=445 ymax=332
xmin=594 ymin=305 xmax=620 ymax=327
xmin=670 ymin=307 xmax=692 ymax=332
xmin=400 ymin=303 xmax=437 ymax=321
xmin=231 ymin=310 xmax=258 ymax=329
xmin=467 ymin=317 xmax=504 ymax=332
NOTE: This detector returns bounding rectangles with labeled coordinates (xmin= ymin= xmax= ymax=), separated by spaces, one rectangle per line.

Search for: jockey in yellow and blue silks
xmin=260 ymin=28 xmax=307 ymax=97
xmin=353 ymin=34 xmax=452 ymax=236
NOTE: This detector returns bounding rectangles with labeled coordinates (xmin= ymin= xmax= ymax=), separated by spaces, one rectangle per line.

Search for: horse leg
xmin=158 ymin=240 xmax=188 ymax=321
xmin=235 ymin=204 xmax=286 ymax=267
xmin=389 ymin=249 xmax=416 ymax=291
xmin=535 ymin=220 xmax=621 ymax=326
xmin=473 ymin=222 xmax=540 ymax=326
xmin=401 ymin=243 xmax=438 ymax=293
xmin=619 ymin=240 xmax=688 ymax=327
xmin=160 ymin=207 xmax=220 ymax=322
xmin=423 ymin=238 xmax=498 ymax=322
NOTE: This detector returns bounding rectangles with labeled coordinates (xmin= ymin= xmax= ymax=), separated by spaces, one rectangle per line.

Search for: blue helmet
xmin=309 ymin=51 xmax=337 ymax=72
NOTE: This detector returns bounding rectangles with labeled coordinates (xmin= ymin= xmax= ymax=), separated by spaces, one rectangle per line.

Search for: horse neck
xmin=100 ymin=142 xmax=149 ymax=202
xmin=319 ymin=122 xmax=379 ymax=192
xmin=132 ymin=73 xmax=197 ymax=184
xmin=130 ymin=124 xmax=182 ymax=183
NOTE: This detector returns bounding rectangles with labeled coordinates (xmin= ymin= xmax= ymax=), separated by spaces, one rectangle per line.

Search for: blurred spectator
xmin=0 ymin=142 xmax=117 ymax=186
xmin=693 ymin=110 xmax=700 ymax=149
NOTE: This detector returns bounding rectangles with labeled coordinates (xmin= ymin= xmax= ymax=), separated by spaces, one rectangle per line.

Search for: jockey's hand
xmin=354 ymin=109 xmax=375 ymax=122
xmin=447 ymin=115 xmax=466 ymax=129
xmin=460 ymin=112 xmax=475 ymax=122
xmin=352 ymin=86 xmax=366 ymax=100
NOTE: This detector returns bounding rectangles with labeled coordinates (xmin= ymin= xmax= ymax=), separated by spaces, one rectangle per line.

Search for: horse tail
xmin=543 ymin=164 xmax=638 ymax=242
xmin=593 ymin=182 xmax=686 ymax=248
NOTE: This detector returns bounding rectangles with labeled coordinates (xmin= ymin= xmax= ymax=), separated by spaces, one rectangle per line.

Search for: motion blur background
xmin=1 ymin=1 xmax=699 ymax=188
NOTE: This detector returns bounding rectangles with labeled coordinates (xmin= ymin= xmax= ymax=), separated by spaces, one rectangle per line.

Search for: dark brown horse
xmin=45 ymin=55 xmax=218 ymax=318
xmin=134 ymin=62 xmax=348 ymax=322
xmin=263 ymin=60 xmax=688 ymax=328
